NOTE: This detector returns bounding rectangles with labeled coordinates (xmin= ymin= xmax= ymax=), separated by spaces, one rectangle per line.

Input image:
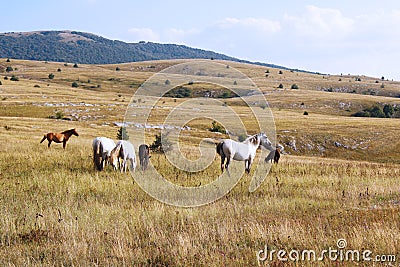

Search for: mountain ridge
xmin=0 ymin=30 xmax=313 ymax=73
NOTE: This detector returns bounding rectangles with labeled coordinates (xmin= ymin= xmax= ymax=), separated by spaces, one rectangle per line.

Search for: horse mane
xmin=61 ymin=128 xmax=76 ymax=134
xmin=243 ymin=133 xmax=260 ymax=145
xmin=110 ymin=142 xmax=122 ymax=158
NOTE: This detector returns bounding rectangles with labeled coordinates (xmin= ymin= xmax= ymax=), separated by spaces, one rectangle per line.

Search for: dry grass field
xmin=0 ymin=58 xmax=399 ymax=266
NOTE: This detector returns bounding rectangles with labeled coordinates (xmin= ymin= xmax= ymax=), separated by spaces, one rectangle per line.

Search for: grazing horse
xmin=92 ymin=137 xmax=116 ymax=171
xmin=265 ymin=144 xmax=284 ymax=164
xmin=40 ymin=128 xmax=79 ymax=149
xmin=109 ymin=140 xmax=136 ymax=173
xmin=138 ymin=144 xmax=151 ymax=171
xmin=216 ymin=133 xmax=274 ymax=174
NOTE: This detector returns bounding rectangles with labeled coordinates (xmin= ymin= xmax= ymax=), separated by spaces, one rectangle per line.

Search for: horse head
xmin=108 ymin=153 xmax=119 ymax=171
xmin=109 ymin=143 xmax=122 ymax=171
xmin=259 ymin=133 xmax=274 ymax=151
xmin=72 ymin=128 xmax=79 ymax=136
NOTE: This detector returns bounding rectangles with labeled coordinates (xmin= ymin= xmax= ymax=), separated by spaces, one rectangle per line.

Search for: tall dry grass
xmin=0 ymin=122 xmax=399 ymax=266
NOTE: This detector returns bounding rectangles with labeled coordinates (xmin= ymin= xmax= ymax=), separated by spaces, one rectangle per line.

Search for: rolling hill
xmin=0 ymin=58 xmax=400 ymax=266
xmin=0 ymin=30 xmax=293 ymax=71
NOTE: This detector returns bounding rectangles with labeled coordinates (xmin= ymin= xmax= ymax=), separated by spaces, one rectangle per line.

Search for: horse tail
xmin=40 ymin=134 xmax=47 ymax=143
xmin=93 ymin=139 xmax=102 ymax=171
xmin=216 ymin=141 xmax=225 ymax=157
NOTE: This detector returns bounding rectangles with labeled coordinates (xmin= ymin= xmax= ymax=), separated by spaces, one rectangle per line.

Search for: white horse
xmin=92 ymin=137 xmax=116 ymax=171
xmin=109 ymin=140 xmax=136 ymax=173
xmin=216 ymin=133 xmax=273 ymax=173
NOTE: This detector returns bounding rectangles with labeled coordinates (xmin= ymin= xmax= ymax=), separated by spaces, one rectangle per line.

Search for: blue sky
xmin=3 ymin=0 xmax=400 ymax=80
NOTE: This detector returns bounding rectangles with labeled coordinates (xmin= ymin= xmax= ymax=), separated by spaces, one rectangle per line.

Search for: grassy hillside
xmin=0 ymin=58 xmax=399 ymax=266
xmin=1 ymin=58 xmax=399 ymax=162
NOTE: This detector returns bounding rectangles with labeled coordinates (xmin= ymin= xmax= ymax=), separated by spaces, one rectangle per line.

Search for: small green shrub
xmin=55 ymin=111 xmax=64 ymax=120
xmin=209 ymin=121 xmax=226 ymax=134
xmin=238 ymin=134 xmax=247 ymax=142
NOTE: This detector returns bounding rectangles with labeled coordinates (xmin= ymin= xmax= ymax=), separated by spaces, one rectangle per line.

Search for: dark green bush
xmin=209 ymin=121 xmax=226 ymax=134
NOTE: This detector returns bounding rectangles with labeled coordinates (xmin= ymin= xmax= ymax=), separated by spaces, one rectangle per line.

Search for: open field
xmin=0 ymin=58 xmax=400 ymax=266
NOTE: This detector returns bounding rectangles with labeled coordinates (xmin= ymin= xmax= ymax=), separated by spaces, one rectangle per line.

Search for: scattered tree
xmin=117 ymin=126 xmax=129 ymax=140
xmin=6 ymin=66 xmax=13 ymax=72
xmin=73 ymin=63 xmax=78 ymax=68
xmin=116 ymin=66 xmax=120 ymax=71
xmin=353 ymin=105 xmax=386 ymax=118
xmin=291 ymin=84 xmax=299 ymax=89
xmin=10 ymin=75 xmax=19 ymax=81
xmin=150 ymin=132 xmax=173 ymax=153
xmin=48 ymin=73 xmax=55 ymax=79
xmin=71 ymin=81 xmax=79 ymax=88
xmin=383 ymin=104 xmax=394 ymax=118
xmin=278 ymin=83 xmax=284 ymax=89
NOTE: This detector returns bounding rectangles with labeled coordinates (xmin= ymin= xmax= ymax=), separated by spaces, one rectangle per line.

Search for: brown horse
xmin=40 ymin=128 xmax=79 ymax=149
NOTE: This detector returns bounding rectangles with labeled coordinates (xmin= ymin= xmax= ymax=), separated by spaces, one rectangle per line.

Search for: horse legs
xmin=225 ymin=156 xmax=232 ymax=172
xmin=245 ymin=160 xmax=250 ymax=174
xmin=40 ymin=135 xmax=47 ymax=143
xmin=101 ymin=156 xmax=106 ymax=171
xmin=47 ymin=140 xmax=52 ymax=148
xmin=220 ymin=155 xmax=226 ymax=172
xmin=63 ymin=140 xmax=67 ymax=149
xmin=120 ymin=159 xmax=125 ymax=173
xmin=245 ymin=158 xmax=253 ymax=174
xmin=130 ymin=158 xmax=135 ymax=172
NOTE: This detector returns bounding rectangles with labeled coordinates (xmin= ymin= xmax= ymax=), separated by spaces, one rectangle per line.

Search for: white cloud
xmin=284 ymin=5 xmax=354 ymax=38
xmin=127 ymin=27 xmax=159 ymax=42
xmin=164 ymin=28 xmax=198 ymax=43
xmin=216 ymin=17 xmax=281 ymax=33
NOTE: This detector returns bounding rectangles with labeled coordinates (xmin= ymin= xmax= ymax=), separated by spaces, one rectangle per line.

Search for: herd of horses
xmin=40 ymin=129 xmax=283 ymax=174
xmin=92 ymin=137 xmax=150 ymax=172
